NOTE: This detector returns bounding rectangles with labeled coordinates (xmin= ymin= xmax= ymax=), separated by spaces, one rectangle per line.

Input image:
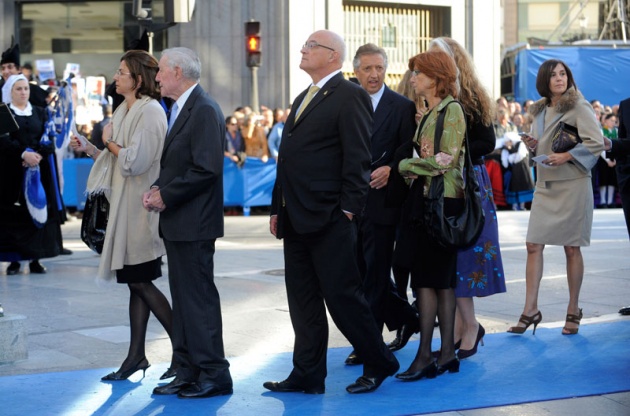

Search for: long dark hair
xmin=121 ymin=50 xmax=161 ymax=100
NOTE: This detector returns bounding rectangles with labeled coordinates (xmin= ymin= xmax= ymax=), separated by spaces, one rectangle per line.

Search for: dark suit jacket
xmin=613 ymin=98 xmax=630 ymax=194
xmin=365 ymin=86 xmax=416 ymax=225
xmin=271 ymin=72 xmax=373 ymax=236
xmin=156 ymin=84 xmax=225 ymax=241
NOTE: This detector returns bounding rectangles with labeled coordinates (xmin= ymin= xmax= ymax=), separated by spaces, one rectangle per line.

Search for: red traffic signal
xmin=247 ymin=35 xmax=261 ymax=52
xmin=245 ymin=21 xmax=261 ymax=67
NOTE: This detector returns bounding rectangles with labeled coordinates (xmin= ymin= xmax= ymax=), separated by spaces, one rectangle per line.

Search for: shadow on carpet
xmin=1 ymin=321 xmax=628 ymax=416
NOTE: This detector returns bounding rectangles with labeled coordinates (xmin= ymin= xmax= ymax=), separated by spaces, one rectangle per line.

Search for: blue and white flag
xmin=52 ymin=76 xmax=74 ymax=149
xmin=23 ymin=154 xmax=47 ymax=228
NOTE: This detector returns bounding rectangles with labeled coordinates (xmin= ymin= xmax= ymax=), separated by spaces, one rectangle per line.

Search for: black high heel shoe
xmin=395 ymin=361 xmax=438 ymax=382
xmin=507 ymin=311 xmax=542 ymax=335
xmin=160 ymin=366 xmax=177 ymax=380
xmin=101 ymin=357 xmax=150 ymax=381
xmin=436 ymin=357 xmax=460 ymax=375
xmin=458 ymin=324 xmax=485 ymax=360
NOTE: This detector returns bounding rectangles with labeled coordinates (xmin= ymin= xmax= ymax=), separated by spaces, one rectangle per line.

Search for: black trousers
xmin=282 ymin=212 xmax=398 ymax=387
xmin=164 ymin=238 xmax=232 ymax=385
xmin=357 ymin=216 xmax=418 ymax=331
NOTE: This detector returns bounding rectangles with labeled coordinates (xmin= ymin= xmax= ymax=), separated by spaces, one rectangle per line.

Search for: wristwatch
xmin=106 ymin=138 xmax=115 ymax=147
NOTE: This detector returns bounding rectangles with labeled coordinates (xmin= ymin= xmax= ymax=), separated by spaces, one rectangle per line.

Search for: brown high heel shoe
xmin=562 ymin=309 xmax=583 ymax=335
xmin=507 ymin=311 xmax=542 ymax=335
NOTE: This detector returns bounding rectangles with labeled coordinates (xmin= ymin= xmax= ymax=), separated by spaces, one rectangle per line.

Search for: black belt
xmin=471 ymin=158 xmax=484 ymax=165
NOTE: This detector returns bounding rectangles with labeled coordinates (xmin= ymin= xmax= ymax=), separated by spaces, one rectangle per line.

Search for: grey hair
xmin=352 ymin=43 xmax=388 ymax=70
xmin=429 ymin=37 xmax=461 ymax=96
xmin=161 ymin=47 xmax=201 ymax=82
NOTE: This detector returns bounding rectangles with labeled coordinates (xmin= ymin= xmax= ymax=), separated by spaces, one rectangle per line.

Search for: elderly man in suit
xmin=611 ymin=97 xmax=630 ymax=316
xmin=265 ymin=30 xmax=399 ymax=395
xmin=343 ymin=44 xmax=419 ymax=367
xmin=143 ymin=47 xmax=232 ymax=399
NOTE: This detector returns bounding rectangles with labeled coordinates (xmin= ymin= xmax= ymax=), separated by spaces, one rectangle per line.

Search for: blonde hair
xmin=429 ymin=37 xmax=494 ymax=126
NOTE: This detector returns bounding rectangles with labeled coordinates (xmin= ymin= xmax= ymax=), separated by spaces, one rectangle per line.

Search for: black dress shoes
xmin=344 ymin=350 xmax=363 ymax=365
xmin=177 ymin=382 xmax=233 ymax=399
xmin=6 ymin=262 xmax=20 ymax=275
xmin=387 ymin=322 xmax=419 ymax=352
xmin=619 ymin=306 xmax=630 ymax=316
xmin=160 ymin=367 xmax=177 ymax=380
xmin=153 ymin=377 xmax=193 ymax=395
xmin=60 ymin=248 xmax=73 ymax=255
xmin=29 ymin=261 xmax=46 ymax=274
xmin=263 ymin=379 xmax=325 ymax=394
xmin=346 ymin=359 xmax=400 ymax=394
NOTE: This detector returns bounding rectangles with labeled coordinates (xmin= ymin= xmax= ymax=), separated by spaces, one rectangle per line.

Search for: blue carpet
xmin=1 ymin=321 xmax=629 ymax=416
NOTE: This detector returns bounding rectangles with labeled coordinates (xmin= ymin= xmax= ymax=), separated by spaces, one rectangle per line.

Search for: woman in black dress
xmin=0 ymin=74 xmax=62 ymax=275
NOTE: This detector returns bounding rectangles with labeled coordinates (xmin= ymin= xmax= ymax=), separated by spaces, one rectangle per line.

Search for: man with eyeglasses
xmin=342 ymin=44 xmax=419 ymax=369
xmin=266 ymin=30 xmax=399 ymax=395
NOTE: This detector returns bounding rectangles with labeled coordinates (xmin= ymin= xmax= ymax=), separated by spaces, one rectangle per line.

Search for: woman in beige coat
xmin=509 ymin=59 xmax=604 ymax=336
xmin=72 ymin=50 xmax=176 ymax=380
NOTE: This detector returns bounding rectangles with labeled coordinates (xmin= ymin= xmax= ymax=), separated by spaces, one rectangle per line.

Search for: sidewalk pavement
xmin=1 ymin=209 xmax=629 ymax=415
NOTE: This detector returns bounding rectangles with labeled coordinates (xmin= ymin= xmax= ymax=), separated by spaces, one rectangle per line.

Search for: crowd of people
xmin=1 ymin=28 xmax=629 ymax=402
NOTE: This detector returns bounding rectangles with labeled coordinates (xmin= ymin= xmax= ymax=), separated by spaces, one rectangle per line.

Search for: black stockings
xmin=406 ymin=287 xmax=457 ymax=372
xmin=118 ymin=282 xmax=174 ymax=372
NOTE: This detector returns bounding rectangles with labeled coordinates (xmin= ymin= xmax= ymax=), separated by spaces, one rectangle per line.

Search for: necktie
xmin=167 ymin=102 xmax=178 ymax=133
xmin=295 ymin=86 xmax=320 ymax=121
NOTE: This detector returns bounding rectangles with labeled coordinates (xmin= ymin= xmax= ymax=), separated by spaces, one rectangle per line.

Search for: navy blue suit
xmin=357 ymin=86 xmax=417 ymax=330
xmin=612 ymin=97 xmax=630 ymax=238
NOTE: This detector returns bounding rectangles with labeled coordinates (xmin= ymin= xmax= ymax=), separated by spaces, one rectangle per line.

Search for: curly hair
xmin=121 ymin=50 xmax=161 ymax=101
xmin=429 ymin=37 xmax=494 ymax=126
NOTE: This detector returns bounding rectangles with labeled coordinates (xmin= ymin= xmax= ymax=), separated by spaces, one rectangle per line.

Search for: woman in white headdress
xmin=0 ymin=74 xmax=63 ymax=275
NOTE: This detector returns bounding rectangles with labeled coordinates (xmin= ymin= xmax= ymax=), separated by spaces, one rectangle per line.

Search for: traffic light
xmin=245 ymin=21 xmax=261 ymax=67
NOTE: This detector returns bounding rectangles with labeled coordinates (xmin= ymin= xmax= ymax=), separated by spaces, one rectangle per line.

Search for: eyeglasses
xmin=411 ymin=70 xmax=421 ymax=76
xmin=302 ymin=41 xmax=335 ymax=52
xmin=115 ymin=69 xmax=131 ymax=76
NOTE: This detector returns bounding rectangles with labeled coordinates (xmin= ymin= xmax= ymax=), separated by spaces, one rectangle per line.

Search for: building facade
xmin=1 ymin=0 xmax=502 ymax=114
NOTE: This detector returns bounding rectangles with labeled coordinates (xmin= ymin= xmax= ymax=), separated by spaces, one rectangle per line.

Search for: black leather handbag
xmin=551 ymin=121 xmax=582 ymax=153
xmin=422 ymin=101 xmax=485 ymax=250
xmin=81 ymin=193 xmax=109 ymax=254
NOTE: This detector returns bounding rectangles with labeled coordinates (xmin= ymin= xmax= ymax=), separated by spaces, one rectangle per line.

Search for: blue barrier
xmin=224 ymin=156 xmax=276 ymax=216
xmin=62 ymin=157 xmax=276 ymax=216
xmin=62 ymin=158 xmax=93 ymax=210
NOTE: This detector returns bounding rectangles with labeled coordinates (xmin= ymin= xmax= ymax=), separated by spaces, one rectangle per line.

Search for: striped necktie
xmin=295 ymin=86 xmax=320 ymax=121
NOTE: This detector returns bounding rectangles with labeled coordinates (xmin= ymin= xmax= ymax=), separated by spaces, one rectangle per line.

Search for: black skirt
xmin=394 ymin=195 xmax=461 ymax=290
xmin=115 ymin=257 xmax=162 ymax=284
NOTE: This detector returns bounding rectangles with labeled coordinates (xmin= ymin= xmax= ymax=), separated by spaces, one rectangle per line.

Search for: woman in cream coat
xmin=508 ymin=59 xmax=604 ymax=336
xmin=72 ymin=50 xmax=176 ymax=380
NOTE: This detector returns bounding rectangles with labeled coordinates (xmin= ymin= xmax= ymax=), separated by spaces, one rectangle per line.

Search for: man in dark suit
xmin=611 ymin=97 xmax=630 ymax=316
xmin=265 ymin=30 xmax=399 ymax=395
xmin=143 ymin=47 xmax=232 ymax=399
xmin=343 ymin=44 xmax=419 ymax=366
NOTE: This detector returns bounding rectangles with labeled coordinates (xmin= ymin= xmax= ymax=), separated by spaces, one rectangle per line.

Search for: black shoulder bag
xmin=422 ymin=101 xmax=485 ymax=250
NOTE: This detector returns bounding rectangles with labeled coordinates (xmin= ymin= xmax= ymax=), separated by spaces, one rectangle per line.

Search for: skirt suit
xmin=526 ymin=88 xmax=604 ymax=247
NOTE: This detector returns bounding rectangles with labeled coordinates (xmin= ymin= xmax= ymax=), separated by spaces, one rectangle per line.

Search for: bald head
xmin=300 ymin=30 xmax=346 ymax=83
